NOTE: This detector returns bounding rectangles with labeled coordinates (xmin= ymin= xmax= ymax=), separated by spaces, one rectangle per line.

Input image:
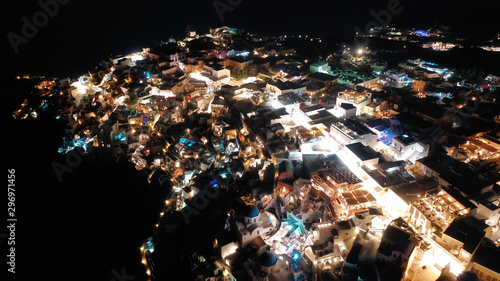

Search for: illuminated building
xmin=356 ymin=78 xmax=385 ymax=92
xmin=485 ymin=73 xmax=500 ymax=83
xmin=414 ymin=30 xmax=430 ymax=37
xmin=383 ymin=69 xmax=414 ymax=87
xmin=450 ymin=133 xmax=500 ymax=166
xmin=307 ymin=72 xmax=338 ymax=89
xmin=337 ymin=103 xmax=356 ymax=119
xmin=302 ymin=154 xmax=345 ymax=178
xmin=335 ymin=90 xmax=372 ymax=116
xmin=385 ymin=134 xmax=430 ymax=163
xmin=414 ymin=67 xmax=441 ymax=79
xmin=415 ymin=153 xmax=496 ymax=198
xmin=341 ymin=189 xmax=377 ymax=212
xmin=408 ymin=186 xmax=475 ymax=237
xmin=413 ymin=78 xmax=429 ymax=93
xmin=308 ymin=222 xmax=348 ymax=269
xmin=147 ymin=47 xmax=186 ymax=63
xmin=112 ymin=56 xmax=133 ymax=68
xmin=233 ymin=84 xmax=264 ymax=106
xmin=258 ymin=70 xmax=279 ymax=81
xmin=293 ymin=104 xmax=336 ymax=129
xmin=243 ymin=250 xmax=308 ymax=281
xmin=329 ymin=119 xmax=378 ymax=148
xmin=435 ymin=217 xmax=487 ymax=264
xmin=351 ymin=207 xmax=388 ymax=232
xmin=309 ymin=61 xmax=332 ymax=75
xmin=469 ymin=192 xmax=500 ymax=227
xmin=479 ymin=46 xmax=500 ymax=52
xmin=204 ymin=63 xmax=231 ymax=79
xmin=160 ymin=62 xmax=180 ymax=76
xmin=224 ymin=56 xmax=254 ymax=71
xmin=364 ymin=161 xmax=415 ymax=189
xmin=266 ymin=80 xmax=294 ymax=96
xmin=422 ymin=42 xmax=458 ymax=51
xmin=235 ymin=204 xmax=276 ymax=248
xmin=211 ymin=96 xmax=228 ymax=117
xmin=378 ymin=178 xmax=439 ymax=221
xmin=17 ymin=24 xmax=500 ymax=281
xmin=344 ymin=142 xmax=380 ymax=167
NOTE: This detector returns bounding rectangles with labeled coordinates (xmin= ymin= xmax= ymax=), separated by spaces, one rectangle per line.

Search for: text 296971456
xmin=7 ymin=169 xmax=16 ymax=274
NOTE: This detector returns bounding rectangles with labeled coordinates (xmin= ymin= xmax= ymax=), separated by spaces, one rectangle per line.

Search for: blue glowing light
xmin=291 ymin=251 xmax=301 ymax=262
xmin=145 ymin=237 xmax=154 ymax=253
xmin=180 ymin=138 xmax=195 ymax=147
xmin=57 ymin=136 xmax=94 ymax=154
xmin=378 ymin=128 xmax=397 ymax=146
xmin=235 ymin=51 xmax=249 ymax=57
xmin=145 ymin=71 xmax=151 ymax=79
xmin=210 ymin=179 xmax=218 ymax=187
xmin=115 ymin=133 xmax=127 ymax=142
xmin=414 ymin=30 xmax=430 ymax=37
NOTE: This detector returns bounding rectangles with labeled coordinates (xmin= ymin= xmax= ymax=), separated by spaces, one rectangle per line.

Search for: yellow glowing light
xmin=71 ymin=81 xmax=89 ymax=95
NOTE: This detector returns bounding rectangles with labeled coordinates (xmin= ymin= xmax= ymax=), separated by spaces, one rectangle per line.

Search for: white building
xmin=335 ymin=90 xmax=372 ymax=116
xmin=386 ymin=134 xmax=430 ymax=163
xmin=329 ymin=119 xmax=378 ymax=148
xmin=204 ymin=64 xmax=230 ymax=79
xmin=344 ymin=142 xmax=380 ymax=167
xmin=236 ymin=205 xmax=276 ymax=248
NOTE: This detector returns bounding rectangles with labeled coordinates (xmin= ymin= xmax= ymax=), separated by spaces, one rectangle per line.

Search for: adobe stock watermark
xmin=110 ymin=267 xmax=135 ymax=281
xmin=7 ymin=0 xmax=71 ymax=54
xmin=180 ymin=185 xmax=219 ymax=224
xmin=51 ymin=147 xmax=86 ymax=183
xmin=213 ymin=0 xmax=243 ymax=21
xmin=339 ymin=0 xmax=407 ymax=52
xmin=422 ymin=94 xmax=480 ymax=155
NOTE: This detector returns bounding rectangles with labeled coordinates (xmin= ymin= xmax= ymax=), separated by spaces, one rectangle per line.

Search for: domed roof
xmin=259 ymin=251 xmax=277 ymax=267
xmin=244 ymin=205 xmax=260 ymax=218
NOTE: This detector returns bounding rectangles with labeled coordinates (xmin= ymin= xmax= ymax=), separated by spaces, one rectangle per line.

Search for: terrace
xmin=411 ymin=189 xmax=470 ymax=231
xmin=452 ymin=136 xmax=500 ymax=163
xmin=337 ymin=90 xmax=371 ymax=104
xmin=341 ymin=189 xmax=377 ymax=209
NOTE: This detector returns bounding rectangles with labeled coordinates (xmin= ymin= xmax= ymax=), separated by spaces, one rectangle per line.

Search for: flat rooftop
xmin=345 ymin=142 xmax=380 ymax=161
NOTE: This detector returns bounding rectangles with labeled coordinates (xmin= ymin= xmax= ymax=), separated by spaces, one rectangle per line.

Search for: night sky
xmin=2 ymin=1 xmax=499 ymax=281
xmin=2 ymin=0 xmax=499 ymax=78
